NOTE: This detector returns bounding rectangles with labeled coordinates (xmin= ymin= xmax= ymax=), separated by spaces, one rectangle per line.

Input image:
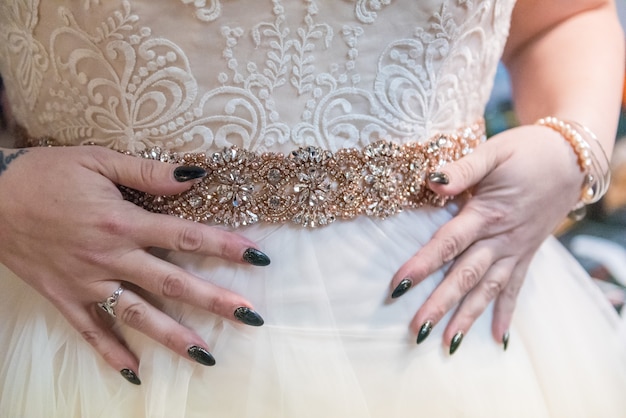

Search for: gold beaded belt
xmin=121 ymin=121 xmax=485 ymax=227
xmin=25 ymin=121 xmax=485 ymax=228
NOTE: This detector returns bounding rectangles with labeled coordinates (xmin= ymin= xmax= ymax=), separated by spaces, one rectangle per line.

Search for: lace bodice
xmin=0 ymin=0 xmax=516 ymax=154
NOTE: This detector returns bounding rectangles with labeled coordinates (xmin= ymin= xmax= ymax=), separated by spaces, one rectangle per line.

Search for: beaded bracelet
xmin=535 ymin=116 xmax=611 ymax=220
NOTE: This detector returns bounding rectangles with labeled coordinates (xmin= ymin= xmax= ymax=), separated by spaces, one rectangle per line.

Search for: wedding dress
xmin=1 ymin=1 xmax=625 ymax=417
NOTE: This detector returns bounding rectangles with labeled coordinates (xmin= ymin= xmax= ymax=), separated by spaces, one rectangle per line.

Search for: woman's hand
xmin=390 ymin=124 xmax=585 ymax=353
xmin=0 ymin=145 xmax=270 ymax=384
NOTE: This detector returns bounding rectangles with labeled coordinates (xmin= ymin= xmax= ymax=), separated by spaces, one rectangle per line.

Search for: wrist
xmin=535 ymin=116 xmax=611 ymax=220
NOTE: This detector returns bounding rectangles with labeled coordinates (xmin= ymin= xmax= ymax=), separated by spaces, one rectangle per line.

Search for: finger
xmin=117 ymin=252 xmax=265 ymax=326
xmin=491 ymin=256 xmax=532 ymax=351
xmin=390 ymin=206 xmax=486 ymax=296
xmin=130 ymin=211 xmax=270 ymax=266
xmin=442 ymin=257 xmax=516 ymax=353
xmin=409 ymin=242 xmax=496 ymax=342
xmin=85 ymin=147 xmax=206 ymax=196
xmin=63 ymin=304 xmax=142 ymax=385
xmin=111 ymin=285 xmax=220 ymax=366
xmin=427 ymin=138 xmax=502 ymax=196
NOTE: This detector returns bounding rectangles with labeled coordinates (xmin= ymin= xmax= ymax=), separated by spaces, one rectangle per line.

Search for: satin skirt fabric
xmin=2 ymin=205 xmax=626 ymax=418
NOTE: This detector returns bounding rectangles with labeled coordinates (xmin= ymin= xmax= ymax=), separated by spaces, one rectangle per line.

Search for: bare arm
xmin=504 ymin=0 xmax=624 ymax=154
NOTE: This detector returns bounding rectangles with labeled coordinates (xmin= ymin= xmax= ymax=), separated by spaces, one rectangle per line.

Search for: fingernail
xmin=428 ymin=172 xmax=449 ymax=185
xmin=416 ymin=320 xmax=433 ymax=344
xmin=188 ymin=346 xmax=216 ymax=366
xmin=234 ymin=307 xmax=265 ymax=326
xmin=502 ymin=331 xmax=510 ymax=351
xmin=391 ymin=278 xmax=412 ymax=299
xmin=243 ymin=248 xmax=271 ymax=266
xmin=120 ymin=368 xmax=141 ymax=385
xmin=449 ymin=332 xmax=464 ymax=355
xmin=174 ymin=166 xmax=207 ymax=182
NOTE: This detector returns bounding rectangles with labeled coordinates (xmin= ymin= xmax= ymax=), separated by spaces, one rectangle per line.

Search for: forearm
xmin=503 ymin=0 xmax=624 ymax=155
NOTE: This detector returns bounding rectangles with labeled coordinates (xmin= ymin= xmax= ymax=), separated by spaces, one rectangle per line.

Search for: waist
xmin=26 ymin=120 xmax=485 ymax=228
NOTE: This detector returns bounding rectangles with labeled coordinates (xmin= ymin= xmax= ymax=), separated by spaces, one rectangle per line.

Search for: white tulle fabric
xmin=1 ymin=1 xmax=626 ymax=417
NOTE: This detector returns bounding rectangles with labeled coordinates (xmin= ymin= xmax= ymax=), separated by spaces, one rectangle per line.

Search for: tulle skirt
xmin=2 ymin=205 xmax=626 ymax=418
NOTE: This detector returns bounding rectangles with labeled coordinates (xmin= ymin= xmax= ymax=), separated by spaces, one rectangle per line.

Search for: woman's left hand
xmin=390 ymin=124 xmax=586 ymax=352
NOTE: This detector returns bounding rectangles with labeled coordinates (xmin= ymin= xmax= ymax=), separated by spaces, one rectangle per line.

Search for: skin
xmin=0 ymin=0 xmax=623 ymax=378
xmin=0 ymin=146 xmax=268 ymax=376
xmin=391 ymin=0 xmax=625 ymax=350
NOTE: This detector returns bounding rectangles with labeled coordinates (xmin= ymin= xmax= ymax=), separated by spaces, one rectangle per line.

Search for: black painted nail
xmin=502 ymin=331 xmax=510 ymax=351
xmin=416 ymin=320 xmax=433 ymax=344
xmin=391 ymin=278 xmax=412 ymax=299
xmin=173 ymin=166 xmax=207 ymax=182
xmin=449 ymin=332 xmax=464 ymax=355
xmin=188 ymin=346 xmax=216 ymax=366
xmin=120 ymin=368 xmax=141 ymax=385
xmin=243 ymin=248 xmax=271 ymax=266
xmin=234 ymin=307 xmax=265 ymax=326
xmin=428 ymin=172 xmax=449 ymax=185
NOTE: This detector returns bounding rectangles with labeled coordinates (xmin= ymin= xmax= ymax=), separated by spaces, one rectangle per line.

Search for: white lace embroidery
xmin=355 ymin=0 xmax=393 ymax=24
xmin=2 ymin=0 xmax=49 ymax=114
xmin=178 ymin=0 xmax=395 ymax=25
xmin=180 ymin=0 xmax=222 ymax=22
xmin=0 ymin=0 xmax=516 ymax=154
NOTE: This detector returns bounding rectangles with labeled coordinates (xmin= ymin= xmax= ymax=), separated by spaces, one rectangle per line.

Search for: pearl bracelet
xmin=535 ymin=116 xmax=611 ymax=220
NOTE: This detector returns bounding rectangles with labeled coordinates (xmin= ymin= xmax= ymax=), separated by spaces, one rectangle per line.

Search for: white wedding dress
xmin=1 ymin=1 xmax=626 ymax=417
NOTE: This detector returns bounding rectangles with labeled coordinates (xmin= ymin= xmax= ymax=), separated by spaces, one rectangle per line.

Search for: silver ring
xmin=97 ymin=286 xmax=124 ymax=318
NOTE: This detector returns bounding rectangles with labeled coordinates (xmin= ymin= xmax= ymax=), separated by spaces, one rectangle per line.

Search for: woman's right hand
xmin=0 ymin=145 xmax=270 ymax=384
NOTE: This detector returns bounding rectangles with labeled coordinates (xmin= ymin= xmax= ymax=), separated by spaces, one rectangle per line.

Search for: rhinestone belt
xmin=121 ymin=121 xmax=484 ymax=227
xmin=26 ymin=121 xmax=485 ymax=228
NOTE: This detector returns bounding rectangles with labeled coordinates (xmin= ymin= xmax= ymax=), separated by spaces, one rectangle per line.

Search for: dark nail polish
xmin=120 ymin=368 xmax=141 ymax=385
xmin=449 ymin=332 xmax=464 ymax=355
xmin=174 ymin=166 xmax=207 ymax=182
xmin=416 ymin=320 xmax=433 ymax=344
xmin=234 ymin=307 xmax=265 ymax=326
xmin=502 ymin=331 xmax=510 ymax=351
xmin=188 ymin=346 xmax=216 ymax=366
xmin=391 ymin=278 xmax=412 ymax=299
xmin=428 ymin=172 xmax=449 ymax=185
xmin=243 ymin=248 xmax=271 ymax=266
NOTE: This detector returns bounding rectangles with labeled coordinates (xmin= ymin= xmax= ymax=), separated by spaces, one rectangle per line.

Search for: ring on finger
xmin=97 ymin=286 xmax=124 ymax=318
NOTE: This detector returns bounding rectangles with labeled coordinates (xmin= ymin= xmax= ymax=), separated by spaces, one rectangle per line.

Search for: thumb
xmin=87 ymin=148 xmax=207 ymax=196
xmin=427 ymin=140 xmax=500 ymax=196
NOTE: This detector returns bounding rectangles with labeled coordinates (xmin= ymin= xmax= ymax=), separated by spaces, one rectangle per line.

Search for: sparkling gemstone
xmin=246 ymin=211 xmax=259 ymax=224
xmin=267 ymin=168 xmax=282 ymax=185
xmin=212 ymin=152 xmax=223 ymax=164
xmin=188 ymin=195 xmax=202 ymax=208
xmin=149 ymin=147 xmax=161 ymax=160
xmin=222 ymin=148 xmax=236 ymax=162
xmin=268 ymin=196 xmax=282 ymax=208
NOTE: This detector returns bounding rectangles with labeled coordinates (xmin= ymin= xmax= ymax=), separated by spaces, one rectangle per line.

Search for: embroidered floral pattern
xmin=180 ymin=0 xmax=222 ymax=22
xmin=0 ymin=0 xmax=516 ymax=155
xmin=43 ymin=1 xmax=197 ymax=150
xmin=3 ymin=0 xmax=49 ymax=113
xmin=355 ymin=0 xmax=393 ymax=24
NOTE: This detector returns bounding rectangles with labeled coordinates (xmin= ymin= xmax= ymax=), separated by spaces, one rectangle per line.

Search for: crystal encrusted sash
xmin=120 ymin=121 xmax=485 ymax=227
xmin=25 ymin=120 xmax=485 ymax=228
